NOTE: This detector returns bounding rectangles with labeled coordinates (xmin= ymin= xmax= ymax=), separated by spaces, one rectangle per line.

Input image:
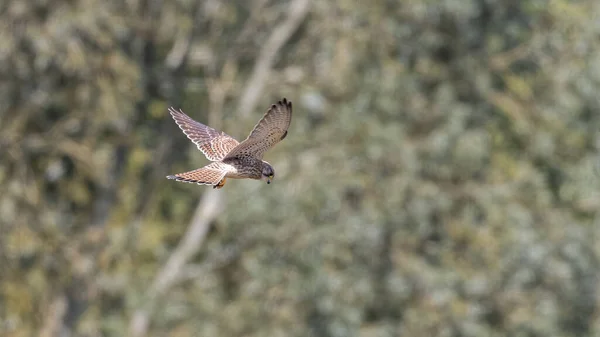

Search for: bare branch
xmin=39 ymin=295 xmax=67 ymax=337
xmin=165 ymin=32 xmax=193 ymax=71
xmin=174 ymin=243 xmax=242 ymax=284
xmin=154 ymin=190 xmax=223 ymax=293
xmin=129 ymin=189 xmax=223 ymax=337
xmin=236 ymin=0 xmax=311 ymax=118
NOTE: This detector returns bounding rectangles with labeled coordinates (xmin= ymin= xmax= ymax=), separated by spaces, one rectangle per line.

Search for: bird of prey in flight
xmin=167 ymin=98 xmax=292 ymax=189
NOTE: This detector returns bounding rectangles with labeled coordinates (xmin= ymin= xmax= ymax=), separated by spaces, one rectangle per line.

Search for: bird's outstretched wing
xmin=224 ymin=98 xmax=292 ymax=160
xmin=166 ymin=162 xmax=228 ymax=186
xmin=169 ymin=107 xmax=239 ymax=161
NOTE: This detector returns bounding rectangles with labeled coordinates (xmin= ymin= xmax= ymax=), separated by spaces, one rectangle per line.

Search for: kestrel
xmin=166 ymin=98 xmax=292 ymax=189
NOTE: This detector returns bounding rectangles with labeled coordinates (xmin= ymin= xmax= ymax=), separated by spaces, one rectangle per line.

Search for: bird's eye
xmin=269 ymin=174 xmax=274 ymax=178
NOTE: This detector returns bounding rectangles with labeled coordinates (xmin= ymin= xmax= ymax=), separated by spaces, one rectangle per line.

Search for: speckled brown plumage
xmin=167 ymin=98 xmax=292 ymax=189
xmin=224 ymin=98 xmax=293 ymax=160
xmin=168 ymin=107 xmax=239 ymax=161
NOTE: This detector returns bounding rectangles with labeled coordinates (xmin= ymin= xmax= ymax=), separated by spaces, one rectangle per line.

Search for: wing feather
xmin=169 ymin=107 xmax=239 ymax=161
xmin=225 ymin=98 xmax=292 ymax=160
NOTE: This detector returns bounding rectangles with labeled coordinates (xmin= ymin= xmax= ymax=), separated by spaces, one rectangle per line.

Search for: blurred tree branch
xmin=39 ymin=296 xmax=67 ymax=337
xmin=237 ymin=0 xmax=310 ymax=118
xmin=129 ymin=189 xmax=223 ymax=337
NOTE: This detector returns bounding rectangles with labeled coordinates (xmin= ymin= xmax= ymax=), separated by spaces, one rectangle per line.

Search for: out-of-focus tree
xmin=1 ymin=0 xmax=599 ymax=336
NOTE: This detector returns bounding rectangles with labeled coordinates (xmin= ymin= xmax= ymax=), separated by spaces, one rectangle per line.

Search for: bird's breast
xmin=222 ymin=158 xmax=262 ymax=179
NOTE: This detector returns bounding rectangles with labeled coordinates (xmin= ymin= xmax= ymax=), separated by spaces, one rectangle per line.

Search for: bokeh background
xmin=2 ymin=0 xmax=600 ymax=336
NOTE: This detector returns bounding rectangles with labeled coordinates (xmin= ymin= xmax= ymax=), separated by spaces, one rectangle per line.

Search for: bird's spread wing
xmin=166 ymin=162 xmax=228 ymax=186
xmin=224 ymin=98 xmax=292 ymax=160
xmin=169 ymin=107 xmax=239 ymax=161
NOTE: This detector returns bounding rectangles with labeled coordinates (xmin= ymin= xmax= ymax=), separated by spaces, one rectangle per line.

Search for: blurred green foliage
xmin=1 ymin=0 xmax=600 ymax=336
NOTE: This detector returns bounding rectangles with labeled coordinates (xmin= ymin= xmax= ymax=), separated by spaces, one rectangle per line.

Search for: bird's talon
xmin=214 ymin=178 xmax=226 ymax=189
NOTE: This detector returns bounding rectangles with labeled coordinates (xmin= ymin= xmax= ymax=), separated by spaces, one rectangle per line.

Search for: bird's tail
xmin=166 ymin=163 xmax=226 ymax=187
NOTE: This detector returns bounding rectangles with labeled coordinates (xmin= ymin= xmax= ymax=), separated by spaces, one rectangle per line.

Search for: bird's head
xmin=261 ymin=161 xmax=275 ymax=184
